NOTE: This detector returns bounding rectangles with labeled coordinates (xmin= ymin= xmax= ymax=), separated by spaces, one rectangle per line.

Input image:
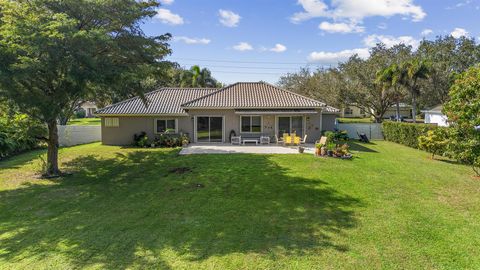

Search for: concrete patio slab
xmin=179 ymin=143 xmax=315 ymax=155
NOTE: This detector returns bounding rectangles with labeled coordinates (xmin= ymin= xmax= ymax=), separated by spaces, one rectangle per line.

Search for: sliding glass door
xmin=277 ymin=116 xmax=304 ymax=137
xmin=196 ymin=116 xmax=223 ymax=142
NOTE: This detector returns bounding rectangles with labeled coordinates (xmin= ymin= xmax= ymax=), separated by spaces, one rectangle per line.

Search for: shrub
xmin=153 ymin=133 xmax=190 ymax=148
xmin=443 ymin=66 xmax=480 ymax=176
xmin=418 ymin=129 xmax=449 ymax=159
xmin=0 ymin=113 xmax=46 ymax=159
xmin=133 ymin=132 xmax=149 ymax=147
xmin=74 ymin=109 xmax=86 ymax=119
xmin=382 ymin=122 xmax=439 ymax=149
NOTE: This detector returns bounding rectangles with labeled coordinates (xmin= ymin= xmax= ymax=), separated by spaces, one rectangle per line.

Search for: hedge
xmin=382 ymin=122 xmax=441 ymax=149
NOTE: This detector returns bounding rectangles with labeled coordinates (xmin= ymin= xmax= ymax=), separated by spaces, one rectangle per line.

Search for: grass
xmin=337 ymin=117 xmax=374 ymax=123
xmin=67 ymin=118 xmax=101 ymax=126
xmin=1 ymin=142 xmax=479 ymax=269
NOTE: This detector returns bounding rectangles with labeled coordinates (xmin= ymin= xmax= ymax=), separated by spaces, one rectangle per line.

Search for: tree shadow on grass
xmin=348 ymin=141 xmax=378 ymax=153
xmin=0 ymin=150 xmax=362 ymax=269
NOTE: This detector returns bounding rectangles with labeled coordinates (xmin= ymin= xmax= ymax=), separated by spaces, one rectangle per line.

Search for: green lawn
xmin=1 ymin=142 xmax=479 ymax=269
xmin=67 ymin=118 xmax=101 ymax=126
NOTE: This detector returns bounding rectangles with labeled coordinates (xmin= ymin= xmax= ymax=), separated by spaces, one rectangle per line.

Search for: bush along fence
xmin=0 ymin=114 xmax=46 ymax=160
xmin=382 ymin=122 xmax=443 ymax=149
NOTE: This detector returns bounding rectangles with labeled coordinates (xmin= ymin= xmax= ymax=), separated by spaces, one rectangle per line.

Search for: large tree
xmin=339 ymin=44 xmax=411 ymax=122
xmin=444 ymin=66 xmax=480 ymax=176
xmin=416 ymin=36 xmax=480 ymax=108
xmin=0 ymin=0 xmax=171 ymax=176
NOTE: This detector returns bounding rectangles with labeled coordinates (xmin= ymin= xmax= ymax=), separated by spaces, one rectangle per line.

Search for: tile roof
xmin=96 ymin=82 xmax=339 ymax=115
xmin=95 ymin=88 xmax=218 ymax=115
xmin=182 ymin=82 xmax=335 ymax=110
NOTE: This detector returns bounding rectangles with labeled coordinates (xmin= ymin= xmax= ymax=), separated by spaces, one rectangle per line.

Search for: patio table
xmin=242 ymin=139 xmax=259 ymax=145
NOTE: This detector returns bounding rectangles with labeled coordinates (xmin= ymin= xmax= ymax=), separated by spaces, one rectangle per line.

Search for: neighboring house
xmin=384 ymin=103 xmax=412 ymax=119
xmin=422 ymin=105 xmax=449 ymax=127
xmin=96 ymin=82 xmax=339 ymax=145
xmin=340 ymin=103 xmax=412 ymax=119
xmin=79 ymin=101 xmax=98 ymax=118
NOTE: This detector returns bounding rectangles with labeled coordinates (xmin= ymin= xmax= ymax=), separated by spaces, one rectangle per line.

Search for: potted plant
xmin=315 ymin=143 xmax=323 ymax=156
xmin=326 ymin=142 xmax=336 ymax=157
xmin=321 ymin=145 xmax=327 ymax=156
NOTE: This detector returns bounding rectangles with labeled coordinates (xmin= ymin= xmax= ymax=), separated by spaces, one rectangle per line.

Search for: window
xmin=104 ymin=117 xmax=119 ymax=127
xmin=241 ymin=116 xmax=261 ymax=133
xmin=277 ymin=116 xmax=304 ymax=137
xmin=155 ymin=119 xmax=176 ymax=133
xmin=344 ymin=107 xmax=353 ymax=115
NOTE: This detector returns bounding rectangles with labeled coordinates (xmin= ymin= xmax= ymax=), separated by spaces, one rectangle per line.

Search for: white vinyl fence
xmin=337 ymin=123 xmax=383 ymax=140
xmin=58 ymin=125 xmax=101 ymax=147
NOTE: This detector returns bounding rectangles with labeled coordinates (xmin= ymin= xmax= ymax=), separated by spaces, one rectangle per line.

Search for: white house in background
xmin=422 ymin=105 xmax=449 ymax=127
xmin=79 ymin=101 xmax=98 ymax=118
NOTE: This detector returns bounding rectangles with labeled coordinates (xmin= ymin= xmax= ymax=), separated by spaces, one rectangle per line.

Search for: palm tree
xmin=376 ymin=64 xmax=406 ymax=122
xmin=398 ymin=59 xmax=430 ymax=123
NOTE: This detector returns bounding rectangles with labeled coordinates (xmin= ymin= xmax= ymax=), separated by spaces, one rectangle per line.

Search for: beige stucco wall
xmin=101 ymin=116 xmax=192 ymax=145
xmin=101 ymin=110 xmax=336 ymax=145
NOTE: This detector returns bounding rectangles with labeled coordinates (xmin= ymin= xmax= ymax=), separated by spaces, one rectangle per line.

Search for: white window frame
xmin=104 ymin=117 xmax=119 ymax=128
xmin=154 ymin=118 xmax=178 ymax=134
xmin=240 ymin=115 xmax=263 ymax=133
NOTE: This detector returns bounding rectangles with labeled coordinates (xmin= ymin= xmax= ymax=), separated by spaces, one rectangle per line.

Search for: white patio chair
xmin=275 ymin=135 xmax=284 ymax=145
xmin=300 ymin=135 xmax=307 ymax=144
xmin=231 ymin=136 xmax=241 ymax=145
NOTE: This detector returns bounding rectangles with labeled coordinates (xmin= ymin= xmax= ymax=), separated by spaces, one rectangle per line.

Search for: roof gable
xmin=181 ymin=82 xmax=330 ymax=109
xmin=96 ymin=87 xmax=218 ymax=115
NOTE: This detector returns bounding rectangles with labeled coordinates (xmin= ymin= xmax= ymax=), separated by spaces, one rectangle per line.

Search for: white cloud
xmin=218 ymin=9 xmax=241 ymax=27
xmin=450 ymin=27 xmax=468 ymax=38
xmin=308 ymin=48 xmax=370 ymax=64
xmin=270 ymin=43 xmax=287 ymax=53
xmin=363 ymin=34 xmax=420 ymax=49
xmin=319 ymin=21 xmax=364 ymax=33
xmin=174 ymin=36 xmax=211 ymax=45
xmin=233 ymin=42 xmax=253 ymax=51
xmin=159 ymin=0 xmax=174 ymax=5
xmin=377 ymin=23 xmax=388 ymax=30
xmin=421 ymin=29 xmax=433 ymax=36
xmin=292 ymin=0 xmax=426 ymax=23
xmin=154 ymin=8 xmax=184 ymax=25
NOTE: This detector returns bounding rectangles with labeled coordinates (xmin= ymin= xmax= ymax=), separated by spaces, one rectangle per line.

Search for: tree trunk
xmin=412 ymin=92 xmax=417 ymax=124
xmin=46 ymin=119 xmax=60 ymax=177
xmin=396 ymin=101 xmax=401 ymax=122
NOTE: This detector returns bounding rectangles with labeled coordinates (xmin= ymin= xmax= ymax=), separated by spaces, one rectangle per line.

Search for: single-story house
xmin=341 ymin=103 xmax=412 ymax=119
xmin=78 ymin=101 xmax=98 ymax=118
xmin=422 ymin=105 xmax=449 ymax=127
xmin=96 ymin=82 xmax=339 ymax=145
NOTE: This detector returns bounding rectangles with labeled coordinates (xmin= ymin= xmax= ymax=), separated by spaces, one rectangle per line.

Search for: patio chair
xmin=300 ymin=135 xmax=307 ymax=144
xmin=293 ymin=136 xmax=300 ymax=145
xmin=275 ymin=135 xmax=284 ymax=145
xmin=284 ymin=135 xmax=292 ymax=145
xmin=231 ymin=135 xmax=241 ymax=145
xmin=315 ymin=136 xmax=327 ymax=146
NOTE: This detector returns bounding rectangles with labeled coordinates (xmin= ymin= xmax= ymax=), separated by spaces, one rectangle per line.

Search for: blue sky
xmin=141 ymin=0 xmax=480 ymax=84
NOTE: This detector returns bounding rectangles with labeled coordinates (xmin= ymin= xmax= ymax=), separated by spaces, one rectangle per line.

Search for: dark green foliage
xmin=153 ymin=133 xmax=189 ymax=148
xmin=444 ymin=66 xmax=480 ymax=175
xmin=0 ymin=113 xmax=46 ymax=159
xmin=133 ymin=132 xmax=149 ymax=147
xmin=382 ymin=122 xmax=441 ymax=149
xmin=74 ymin=109 xmax=86 ymax=119
xmin=0 ymin=0 xmax=171 ymax=176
